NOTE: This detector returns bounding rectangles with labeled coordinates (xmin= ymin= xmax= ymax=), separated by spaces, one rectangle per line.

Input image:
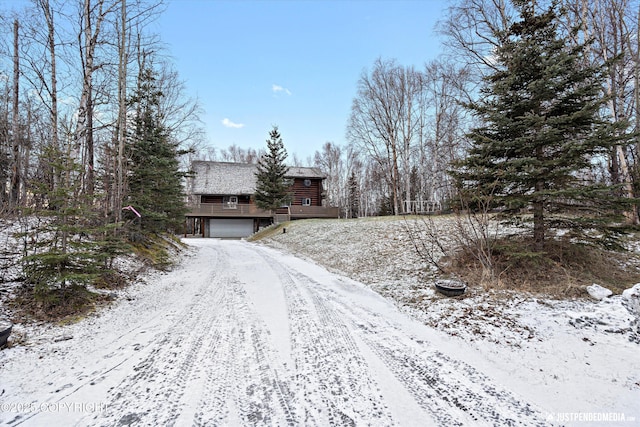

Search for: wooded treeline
xmin=2 ymin=0 xmax=638 ymax=307
xmin=4 ymin=0 xmax=639 ymax=223
xmin=0 ymin=0 xmax=203 ymax=305
xmin=316 ymin=0 xmax=640 ymax=221
xmin=0 ymin=0 xmax=203 ymax=218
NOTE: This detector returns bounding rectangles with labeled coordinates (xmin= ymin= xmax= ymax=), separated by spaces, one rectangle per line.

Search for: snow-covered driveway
xmin=1 ymin=238 xmax=546 ymax=426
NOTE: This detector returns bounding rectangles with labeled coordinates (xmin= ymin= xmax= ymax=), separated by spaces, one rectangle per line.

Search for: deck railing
xmin=187 ymin=203 xmax=340 ymax=219
xmin=287 ymin=205 xmax=340 ymax=218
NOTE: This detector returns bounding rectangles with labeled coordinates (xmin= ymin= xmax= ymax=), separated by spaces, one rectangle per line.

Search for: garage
xmin=208 ymin=218 xmax=255 ymax=238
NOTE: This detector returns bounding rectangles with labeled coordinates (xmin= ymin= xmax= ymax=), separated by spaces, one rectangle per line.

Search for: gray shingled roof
xmin=191 ymin=161 xmax=325 ymax=195
xmin=287 ymin=166 xmax=325 ymax=179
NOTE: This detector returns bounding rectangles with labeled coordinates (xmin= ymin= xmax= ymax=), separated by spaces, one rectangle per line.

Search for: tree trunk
xmin=533 ymin=182 xmax=545 ymax=252
xmin=10 ymin=20 xmax=21 ymax=209
xmin=79 ymin=0 xmax=92 ymax=196
xmin=615 ymin=144 xmax=638 ymax=223
xmin=1 ymin=84 xmax=9 ymax=207
xmin=391 ymin=138 xmax=400 ymax=215
xmin=79 ymin=0 xmax=108 ymax=197
xmin=635 ymin=2 xmax=640 ymax=222
xmin=115 ymin=0 xmax=127 ymax=222
xmin=21 ymin=106 xmax=32 ymax=205
xmin=46 ymin=3 xmax=58 ymax=153
xmin=40 ymin=0 xmax=59 ymax=194
xmin=533 ymin=145 xmax=545 ymax=251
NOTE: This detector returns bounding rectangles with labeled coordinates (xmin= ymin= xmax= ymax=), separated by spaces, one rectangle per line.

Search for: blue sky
xmin=156 ymin=0 xmax=447 ymax=162
xmin=2 ymin=0 xmax=448 ymax=162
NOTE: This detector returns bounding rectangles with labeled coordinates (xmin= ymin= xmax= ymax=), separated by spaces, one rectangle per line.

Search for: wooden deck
xmin=187 ymin=203 xmax=340 ymax=219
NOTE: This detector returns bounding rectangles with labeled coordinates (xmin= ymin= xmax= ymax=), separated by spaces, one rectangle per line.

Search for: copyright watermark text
xmin=0 ymin=401 xmax=108 ymax=414
xmin=546 ymin=412 xmax=635 ymax=423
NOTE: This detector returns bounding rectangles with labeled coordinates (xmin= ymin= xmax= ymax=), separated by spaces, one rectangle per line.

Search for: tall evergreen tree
xmin=451 ymin=0 xmax=633 ymax=251
xmin=254 ymin=126 xmax=291 ymax=213
xmin=127 ymin=68 xmax=188 ymax=234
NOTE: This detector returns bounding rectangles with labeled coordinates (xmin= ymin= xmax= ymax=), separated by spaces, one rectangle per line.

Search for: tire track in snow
xmin=88 ymin=242 xmax=300 ymax=426
xmin=241 ymin=312 xmax=297 ymax=426
xmin=190 ymin=272 xmax=239 ymax=427
xmin=218 ymin=275 xmax=297 ymax=426
xmin=165 ymin=242 xmax=297 ymax=427
xmin=90 ymin=247 xmax=229 ymax=426
xmin=101 ymin=283 xmax=222 ymax=425
xmin=259 ymin=251 xmax=397 ymax=426
xmin=285 ymin=268 xmax=548 ymax=426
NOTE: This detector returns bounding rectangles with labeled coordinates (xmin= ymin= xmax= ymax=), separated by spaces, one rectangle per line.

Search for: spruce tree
xmin=254 ymin=126 xmax=291 ymax=213
xmin=127 ymin=69 xmax=189 ymax=235
xmin=21 ymin=144 xmax=115 ymax=306
xmin=451 ymin=0 xmax=632 ymax=251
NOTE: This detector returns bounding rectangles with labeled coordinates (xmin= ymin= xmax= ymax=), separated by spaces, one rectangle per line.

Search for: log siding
xmin=290 ymin=178 xmax=323 ymax=206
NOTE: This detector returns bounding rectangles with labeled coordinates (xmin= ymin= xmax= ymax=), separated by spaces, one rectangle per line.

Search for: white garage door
xmin=209 ymin=218 xmax=254 ymax=238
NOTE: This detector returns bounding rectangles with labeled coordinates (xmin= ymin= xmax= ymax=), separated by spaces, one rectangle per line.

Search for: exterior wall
xmin=201 ymin=195 xmax=251 ymax=204
xmin=199 ymin=179 xmax=323 ymax=208
xmin=201 ymin=195 xmax=222 ymax=204
xmin=290 ymin=178 xmax=323 ymax=206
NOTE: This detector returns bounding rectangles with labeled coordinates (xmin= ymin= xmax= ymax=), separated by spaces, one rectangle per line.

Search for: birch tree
xmin=313 ymin=142 xmax=344 ymax=214
xmin=347 ymin=58 xmax=416 ymax=215
xmin=562 ymin=0 xmax=639 ymax=223
xmin=0 ymin=78 xmax=8 ymax=209
xmin=10 ymin=19 xmax=20 ymax=208
xmin=76 ymin=0 xmax=120 ymax=197
xmin=438 ymin=0 xmax=516 ymax=80
xmin=420 ymin=59 xmax=472 ymax=206
xmin=112 ymin=0 xmax=127 ymax=221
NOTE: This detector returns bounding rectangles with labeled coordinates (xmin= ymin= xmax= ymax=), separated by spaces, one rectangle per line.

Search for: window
xmin=223 ymin=195 xmax=238 ymax=209
xmin=303 ymin=179 xmax=312 ymax=187
xmin=302 ymin=198 xmax=312 ymax=206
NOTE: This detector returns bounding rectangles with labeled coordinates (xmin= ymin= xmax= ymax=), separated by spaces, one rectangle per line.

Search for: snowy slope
xmin=260 ymin=217 xmax=640 ymax=426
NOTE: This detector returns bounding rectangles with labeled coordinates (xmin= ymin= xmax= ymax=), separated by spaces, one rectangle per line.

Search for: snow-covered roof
xmin=190 ymin=161 xmax=325 ymax=195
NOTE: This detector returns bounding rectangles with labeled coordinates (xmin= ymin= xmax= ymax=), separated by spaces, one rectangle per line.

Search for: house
xmin=185 ymin=161 xmax=340 ymax=238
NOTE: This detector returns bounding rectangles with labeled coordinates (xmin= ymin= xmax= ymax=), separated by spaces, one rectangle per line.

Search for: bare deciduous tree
xmin=438 ymin=0 xmax=515 ymax=79
xmin=347 ymin=58 xmax=424 ymax=215
xmin=10 ymin=19 xmax=20 ymax=208
xmin=217 ymin=143 xmax=262 ymax=164
xmin=313 ymin=142 xmax=344 ymax=214
xmin=563 ymin=0 xmax=639 ymax=224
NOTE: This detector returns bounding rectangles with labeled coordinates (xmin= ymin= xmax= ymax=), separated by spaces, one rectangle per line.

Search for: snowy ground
xmin=0 ymin=217 xmax=638 ymax=426
xmin=3 ymin=238 xmax=543 ymax=426
xmin=259 ymin=217 xmax=640 ymax=426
